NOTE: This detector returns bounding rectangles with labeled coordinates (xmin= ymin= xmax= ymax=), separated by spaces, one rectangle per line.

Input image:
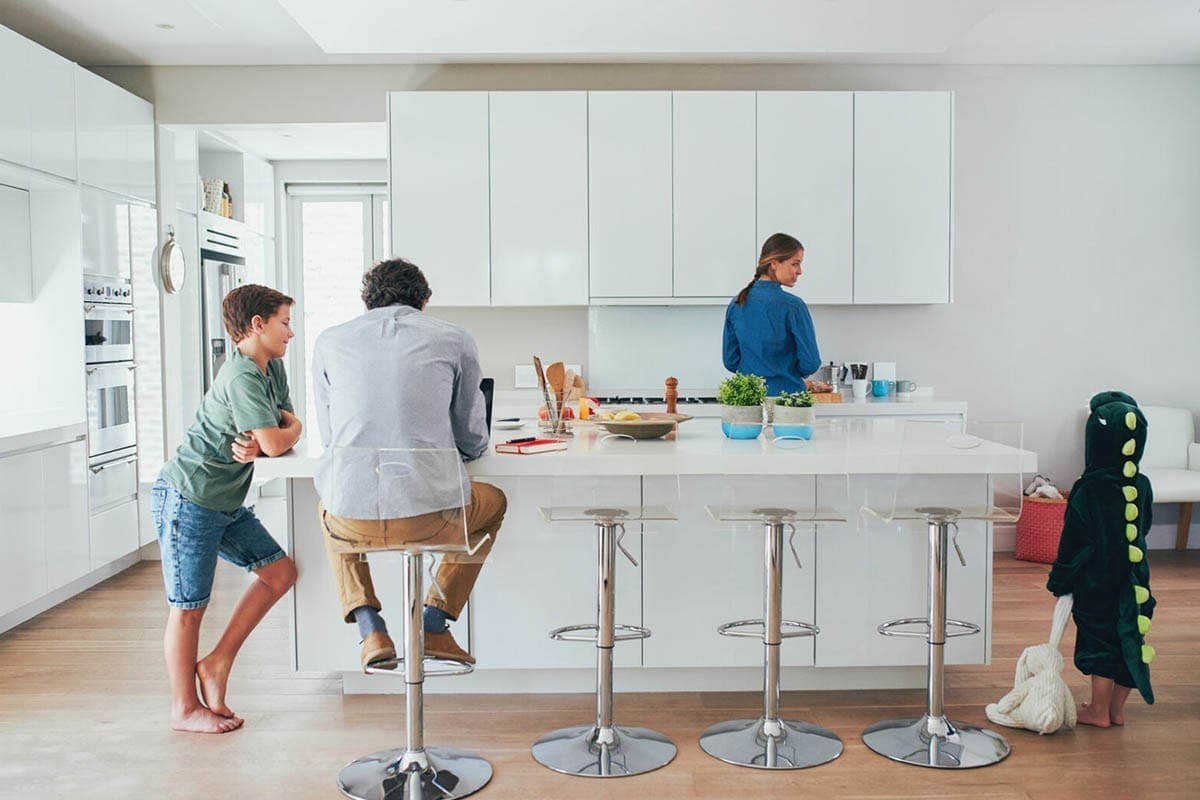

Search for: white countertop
xmin=256 ymin=418 xmax=1034 ymax=480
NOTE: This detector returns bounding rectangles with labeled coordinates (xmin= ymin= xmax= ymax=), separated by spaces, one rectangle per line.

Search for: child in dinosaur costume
xmin=1047 ymin=391 xmax=1156 ymax=727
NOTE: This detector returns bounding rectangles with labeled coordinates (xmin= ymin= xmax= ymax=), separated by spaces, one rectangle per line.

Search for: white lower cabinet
xmin=89 ymin=500 xmax=140 ymax=572
xmin=470 ymin=476 xmax=642 ymax=669
xmin=0 ymin=449 xmax=48 ymax=617
xmin=44 ymin=440 xmax=90 ymax=591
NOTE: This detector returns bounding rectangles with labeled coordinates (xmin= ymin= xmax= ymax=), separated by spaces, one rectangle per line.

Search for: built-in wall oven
xmin=83 ymin=276 xmax=138 ymax=510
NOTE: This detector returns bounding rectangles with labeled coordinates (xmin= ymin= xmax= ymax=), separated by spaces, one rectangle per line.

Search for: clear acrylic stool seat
xmin=532 ymin=494 xmax=678 ymax=778
xmin=324 ymin=447 xmax=492 ymax=800
xmin=697 ymin=471 xmax=846 ymax=770
xmin=860 ymin=422 xmax=1025 ymax=770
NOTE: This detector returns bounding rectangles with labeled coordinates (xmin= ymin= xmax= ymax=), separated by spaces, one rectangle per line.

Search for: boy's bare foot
xmin=171 ymin=706 xmax=244 ymax=734
xmin=196 ymin=655 xmax=235 ymax=718
xmin=1109 ymin=708 xmax=1125 ymax=726
xmin=1077 ymin=702 xmax=1112 ymax=728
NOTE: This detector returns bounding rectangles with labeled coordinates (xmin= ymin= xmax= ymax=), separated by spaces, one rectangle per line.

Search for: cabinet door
xmin=389 ymin=92 xmax=490 ymax=306
xmin=643 ymin=476 xmax=816 ymax=668
xmin=243 ymin=155 xmax=273 ymax=235
xmin=44 ymin=441 xmax=91 ymax=591
xmin=172 ymin=128 xmax=200 ymax=214
xmin=672 ymin=92 xmax=757 ymax=298
xmin=28 ymin=41 xmax=77 ymax=180
xmin=0 ymin=26 xmax=32 ymax=169
xmin=0 ymin=449 xmax=47 ymax=617
xmin=853 ymin=91 xmax=953 ymax=304
xmin=81 ymin=188 xmax=131 ymax=279
xmin=123 ymin=91 xmax=156 ymax=203
xmin=588 ymin=92 xmax=673 ymax=299
xmin=489 ymin=92 xmax=589 ymax=306
xmin=76 ymin=68 xmax=126 ymax=196
xmin=757 ymin=92 xmax=853 ymax=305
xmin=89 ymin=499 xmax=140 ymax=571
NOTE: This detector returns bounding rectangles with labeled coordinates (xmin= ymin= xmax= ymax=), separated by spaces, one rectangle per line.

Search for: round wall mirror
xmin=159 ymin=226 xmax=187 ymax=294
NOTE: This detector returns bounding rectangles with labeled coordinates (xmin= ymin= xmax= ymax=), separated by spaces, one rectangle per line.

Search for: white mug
xmin=850 ymin=379 xmax=869 ymax=398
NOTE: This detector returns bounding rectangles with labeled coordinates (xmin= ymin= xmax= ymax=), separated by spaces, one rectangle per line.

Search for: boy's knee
xmin=259 ymin=556 xmax=298 ymax=593
xmin=175 ymin=607 xmax=206 ymax=625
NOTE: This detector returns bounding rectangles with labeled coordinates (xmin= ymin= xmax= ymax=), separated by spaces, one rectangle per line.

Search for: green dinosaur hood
xmin=1084 ymin=391 xmax=1147 ymax=475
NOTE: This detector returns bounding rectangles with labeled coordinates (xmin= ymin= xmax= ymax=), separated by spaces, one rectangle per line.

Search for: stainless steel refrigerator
xmin=199 ymin=214 xmax=246 ymax=390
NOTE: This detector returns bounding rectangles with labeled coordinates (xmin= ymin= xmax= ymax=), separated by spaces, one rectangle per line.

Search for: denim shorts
xmin=151 ymin=478 xmax=286 ymax=609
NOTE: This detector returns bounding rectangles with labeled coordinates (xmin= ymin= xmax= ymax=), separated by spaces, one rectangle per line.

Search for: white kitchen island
xmin=256 ymin=417 xmax=1034 ymax=694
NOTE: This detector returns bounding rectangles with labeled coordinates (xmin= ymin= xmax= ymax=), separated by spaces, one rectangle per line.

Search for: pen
xmin=506 ymin=436 xmax=537 ymax=444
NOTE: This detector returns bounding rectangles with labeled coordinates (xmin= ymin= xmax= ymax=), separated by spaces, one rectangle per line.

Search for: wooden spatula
xmin=546 ymin=361 xmax=566 ymax=410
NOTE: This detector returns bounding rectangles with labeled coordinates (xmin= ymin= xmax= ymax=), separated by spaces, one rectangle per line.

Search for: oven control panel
xmin=83 ymin=278 xmax=133 ymax=304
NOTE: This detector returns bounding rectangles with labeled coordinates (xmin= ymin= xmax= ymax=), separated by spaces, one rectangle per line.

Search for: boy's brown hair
xmin=222 ymin=284 xmax=294 ymax=343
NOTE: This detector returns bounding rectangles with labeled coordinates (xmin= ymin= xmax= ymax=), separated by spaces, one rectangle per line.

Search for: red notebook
xmin=494 ymin=438 xmax=567 ymax=455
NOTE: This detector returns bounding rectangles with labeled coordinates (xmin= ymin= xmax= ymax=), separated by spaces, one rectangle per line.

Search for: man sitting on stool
xmin=311 ymin=258 xmax=506 ymax=668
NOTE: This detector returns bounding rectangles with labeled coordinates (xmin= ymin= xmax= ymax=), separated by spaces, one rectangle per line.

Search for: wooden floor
xmin=1 ymin=553 xmax=1197 ymax=800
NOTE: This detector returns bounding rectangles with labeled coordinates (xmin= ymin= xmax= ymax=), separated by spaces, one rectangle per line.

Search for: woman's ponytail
xmin=734 ymin=274 xmax=760 ymax=306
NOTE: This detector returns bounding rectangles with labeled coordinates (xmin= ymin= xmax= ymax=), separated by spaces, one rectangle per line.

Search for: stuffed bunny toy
xmin=986 ymin=594 xmax=1077 ymax=735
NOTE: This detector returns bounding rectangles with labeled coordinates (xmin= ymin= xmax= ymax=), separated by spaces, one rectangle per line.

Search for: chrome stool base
xmin=863 ymin=714 xmax=1011 ymax=769
xmin=699 ymin=717 xmax=843 ymax=770
xmin=531 ymin=724 xmax=677 ymax=778
xmin=336 ymin=746 xmax=492 ymax=800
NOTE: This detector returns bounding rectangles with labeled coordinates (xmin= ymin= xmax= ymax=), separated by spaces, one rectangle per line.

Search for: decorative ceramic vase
xmin=772 ymin=405 xmax=815 ymax=439
xmin=720 ymin=404 xmax=764 ymax=439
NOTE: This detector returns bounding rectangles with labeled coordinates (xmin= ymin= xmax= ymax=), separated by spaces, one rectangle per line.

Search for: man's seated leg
xmin=320 ymin=505 xmax=396 ymax=668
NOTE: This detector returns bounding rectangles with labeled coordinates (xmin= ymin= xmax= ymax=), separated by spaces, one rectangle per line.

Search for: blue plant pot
xmin=773 ymin=424 xmax=813 ymax=440
xmin=721 ymin=422 xmax=763 ymax=439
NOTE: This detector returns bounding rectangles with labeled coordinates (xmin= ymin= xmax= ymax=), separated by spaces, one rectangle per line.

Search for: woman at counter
xmin=722 ymin=233 xmax=822 ymax=395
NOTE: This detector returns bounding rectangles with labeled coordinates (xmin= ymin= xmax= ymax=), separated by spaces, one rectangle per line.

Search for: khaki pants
xmin=319 ymin=481 xmax=507 ymax=624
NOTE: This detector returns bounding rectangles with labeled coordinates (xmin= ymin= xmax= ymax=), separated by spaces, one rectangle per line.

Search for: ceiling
xmin=0 ymin=0 xmax=1196 ymax=66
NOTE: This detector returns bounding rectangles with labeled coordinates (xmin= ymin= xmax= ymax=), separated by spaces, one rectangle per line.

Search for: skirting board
xmin=342 ymin=665 xmax=928 ymax=695
xmin=0 ymin=551 xmax=141 ymax=635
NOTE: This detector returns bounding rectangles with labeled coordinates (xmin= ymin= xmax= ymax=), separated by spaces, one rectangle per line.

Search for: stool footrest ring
xmin=876 ymin=617 xmax=981 ymax=639
xmin=364 ymin=656 xmax=475 ymax=677
xmin=718 ymin=618 xmax=820 ymax=640
xmin=549 ymin=623 xmax=651 ymax=643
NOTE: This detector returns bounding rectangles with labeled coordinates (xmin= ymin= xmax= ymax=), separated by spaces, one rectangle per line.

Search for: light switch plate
xmin=515 ymin=364 xmax=537 ymax=388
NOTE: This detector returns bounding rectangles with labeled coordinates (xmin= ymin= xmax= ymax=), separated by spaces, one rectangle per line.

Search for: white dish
xmin=946 ymin=433 xmax=982 ymax=449
xmin=494 ymin=420 xmax=525 ymax=430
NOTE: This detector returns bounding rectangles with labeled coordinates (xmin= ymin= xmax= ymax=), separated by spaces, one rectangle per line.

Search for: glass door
xmin=286 ymin=186 xmax=388 ymax=428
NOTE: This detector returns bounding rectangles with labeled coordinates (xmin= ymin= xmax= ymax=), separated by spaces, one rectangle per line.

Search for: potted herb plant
xmin=717 ymin=372 xmax=767 ymax=439
xmin=772 ymin=390 xmax=816 ymax=439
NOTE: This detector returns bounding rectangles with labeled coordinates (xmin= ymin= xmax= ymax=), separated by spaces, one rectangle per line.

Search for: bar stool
xmin=860 ymin=421 xmax=1025 ymax=769
xmin=698 ymin=466 xmax=846 ymax=769
xmin=532 ymin=469 xmax=679 ymax=778
xmin=321 ymin=447 xmax=493 ymax=800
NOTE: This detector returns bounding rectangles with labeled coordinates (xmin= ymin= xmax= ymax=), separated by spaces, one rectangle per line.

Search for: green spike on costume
xmin=1048 ymin=391 xmax=1155 ymax=705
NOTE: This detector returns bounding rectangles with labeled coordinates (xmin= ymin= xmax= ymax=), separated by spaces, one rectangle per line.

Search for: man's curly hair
xmin=222 ymin=284 xmax=294 ymax=343
xmin=361 ymin=258 xmax=432 ymax=311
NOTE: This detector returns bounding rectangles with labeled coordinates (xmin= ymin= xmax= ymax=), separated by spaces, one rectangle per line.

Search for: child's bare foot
xmin=171 ymin=705 xmax=244 ymax=734
xmin=1108 ymin=708 xmax=1125 ymax=726
xmin=1077 ymin=702 xmax=1111 ymax=728
xmin=196 ymin=655 xmax=235 ymax=718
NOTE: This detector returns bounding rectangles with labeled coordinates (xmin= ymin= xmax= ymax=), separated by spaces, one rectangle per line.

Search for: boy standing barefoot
xmin=152 ymin=285 xmax=302 ymax=733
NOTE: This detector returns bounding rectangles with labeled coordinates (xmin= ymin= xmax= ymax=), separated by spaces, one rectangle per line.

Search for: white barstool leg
xmin=862 ymin=516 xmax=1011 ymax=769
xmin=336 ymin=552 xmax=493 ymax=799
xmin=700 ymin=517 xmax=843 ymax=769
xmin=531 ymin=516 xmax=677 ymax=777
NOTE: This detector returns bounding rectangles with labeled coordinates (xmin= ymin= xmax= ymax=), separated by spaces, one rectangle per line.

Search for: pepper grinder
xmin=665 ymin=376 xmax=678 ymax=415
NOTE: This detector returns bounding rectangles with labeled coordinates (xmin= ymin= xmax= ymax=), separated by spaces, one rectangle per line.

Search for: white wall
xmin=97 ymin=63 xmax=1200 ymax=546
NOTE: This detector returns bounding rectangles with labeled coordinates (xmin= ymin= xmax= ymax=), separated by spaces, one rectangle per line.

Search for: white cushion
xmin=1143 ymin=468 xmax=1200 ymax=504
xmin=1141 ymin=406 xmax=1196 ymax=470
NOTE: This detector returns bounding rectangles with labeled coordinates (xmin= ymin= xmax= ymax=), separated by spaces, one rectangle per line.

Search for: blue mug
xmin=872 ymin=379 xmax=891 ymax=398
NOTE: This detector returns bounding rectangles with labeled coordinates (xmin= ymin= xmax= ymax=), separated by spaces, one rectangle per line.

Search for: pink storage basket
xmin=1015 ymin=493 xmax=1069 ymax=564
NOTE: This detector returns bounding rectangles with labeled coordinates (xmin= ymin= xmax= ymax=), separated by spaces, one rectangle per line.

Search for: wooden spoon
xmin=546 ymin=361 xmax=566 ymax=409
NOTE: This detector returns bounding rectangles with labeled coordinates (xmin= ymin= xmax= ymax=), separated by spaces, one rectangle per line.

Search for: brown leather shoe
xmin=424 ymin=629 xmax=476 ymax=665
xmin=361 ymin=631 xmax=397 ymax=670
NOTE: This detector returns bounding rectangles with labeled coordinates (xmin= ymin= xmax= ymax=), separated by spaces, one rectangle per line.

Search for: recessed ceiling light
xmin=155 ymin=23 xmax=176 ymax=30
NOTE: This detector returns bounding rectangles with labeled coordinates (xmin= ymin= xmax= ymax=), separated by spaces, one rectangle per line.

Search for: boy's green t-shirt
xmin=159 ymin=349 xmax=293 ymax=513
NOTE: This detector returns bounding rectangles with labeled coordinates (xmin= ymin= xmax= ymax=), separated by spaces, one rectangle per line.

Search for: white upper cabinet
xmin=588 ymin=92 xmax=673 ymax=299
xmin=243 ymin=154 xmax=274 ymax=236
xmin=489 ymin=92 xmax=589 ymax=306
xmin=853 ymin=91 xmax=953 ymax=304
xmin=28 ymin=40 xmax=77 ymax=180
xmin=0 ymin=25 xmax=76 ymax=180
xmin=80 ymin=188 xmax=131 ymax=279
xmin=173 ymin=128 xmax=199 ymax=214
xmin=757 ymin=92 xmax=853 ymax=305
xmin=76 ymin=67 xmax=155 ymax=202
xmin=672 ymin=92 xmax=758 ymax=298
xmin=389 ymin=92 xmax=491 ymax=306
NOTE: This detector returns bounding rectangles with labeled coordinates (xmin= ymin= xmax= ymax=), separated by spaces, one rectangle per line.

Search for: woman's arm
xmin=722 ymin=306 xmax=741 ymax=372
xmin=788 ymin=303 xmax=821 ymax=377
